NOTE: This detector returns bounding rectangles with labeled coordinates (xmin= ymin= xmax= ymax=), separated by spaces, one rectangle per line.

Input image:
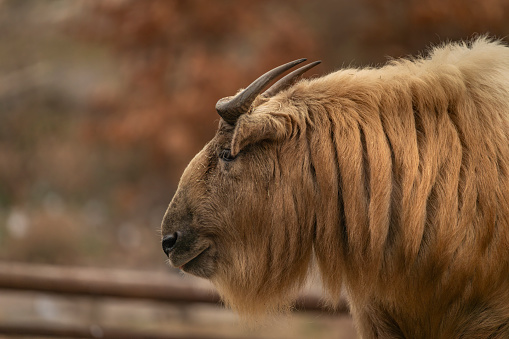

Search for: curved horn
xmin=216 ymin=58 xmax=307 ymax=125
xmin=262 ymin=61 xmax=322 ymax=98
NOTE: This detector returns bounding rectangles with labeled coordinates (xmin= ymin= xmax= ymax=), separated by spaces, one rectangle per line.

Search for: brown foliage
xmin=72 ymin=0 xmax=319 ymax=182
xmin=361 ymin=0 xmax=509 ymax=59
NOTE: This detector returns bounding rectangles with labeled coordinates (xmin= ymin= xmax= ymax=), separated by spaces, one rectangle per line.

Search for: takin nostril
xmin=162 ymin=232 xmax=179 ymax=257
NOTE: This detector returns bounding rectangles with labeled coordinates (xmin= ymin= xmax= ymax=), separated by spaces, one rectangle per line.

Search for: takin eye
xmin=219 ymin=149 xmax=236 ymax=162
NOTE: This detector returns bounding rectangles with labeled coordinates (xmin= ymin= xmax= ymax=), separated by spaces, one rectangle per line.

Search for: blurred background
xmin=0 ymin=0 xmax=508 ymax=338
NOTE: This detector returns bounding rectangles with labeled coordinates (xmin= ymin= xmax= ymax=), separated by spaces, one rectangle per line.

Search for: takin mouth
xmin=178 ymin=245 xmax=216 ymax=278
xmin=179 ymin=246 xmax=210 ymax=270
xmin=170 ymin=245 xmax=210 ymax=270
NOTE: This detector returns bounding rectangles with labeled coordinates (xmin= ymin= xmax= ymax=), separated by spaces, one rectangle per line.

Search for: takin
xmin=161 ymin=37 xmax=509 ymax=338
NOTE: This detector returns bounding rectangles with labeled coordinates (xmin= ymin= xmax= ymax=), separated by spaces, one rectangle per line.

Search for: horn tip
xmin=294 ymin=58 xmax=307 ymax=66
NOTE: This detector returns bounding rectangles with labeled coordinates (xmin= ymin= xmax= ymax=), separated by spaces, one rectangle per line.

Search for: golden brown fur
xmin=161 ymin=38 xmax=509 ymax=337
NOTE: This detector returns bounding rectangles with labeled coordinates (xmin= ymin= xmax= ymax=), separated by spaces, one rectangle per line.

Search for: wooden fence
xmin=0 ymin=262 xmax=348 ymax=338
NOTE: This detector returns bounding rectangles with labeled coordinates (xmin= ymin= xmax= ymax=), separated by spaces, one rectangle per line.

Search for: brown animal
xmin=161 ymin=37 xmax=509 ymax=338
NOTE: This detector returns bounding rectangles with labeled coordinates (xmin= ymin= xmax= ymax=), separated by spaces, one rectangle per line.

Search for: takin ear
xmin=230 ymin=111 xmax=291 ymax=156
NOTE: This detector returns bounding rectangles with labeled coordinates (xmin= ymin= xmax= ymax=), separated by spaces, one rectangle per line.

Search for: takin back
xmin=161 ymin=37 xmax=509 ymax=338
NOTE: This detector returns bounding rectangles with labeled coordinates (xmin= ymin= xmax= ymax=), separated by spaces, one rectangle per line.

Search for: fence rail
xmin=0 ymin=323 xmax=260 ymax=339
xmin=0 ymin=261 xmax=348 ymax=338
xmin=0 ymin=262 xmax=219 ymax=305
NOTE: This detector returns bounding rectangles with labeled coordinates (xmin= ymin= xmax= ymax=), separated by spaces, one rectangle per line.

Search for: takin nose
xmin=162 ymin=232 xmax=180 ymax=257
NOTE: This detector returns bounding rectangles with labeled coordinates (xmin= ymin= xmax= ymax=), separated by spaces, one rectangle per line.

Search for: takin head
xmin=160 ymin=59 xmax=323 ymax=317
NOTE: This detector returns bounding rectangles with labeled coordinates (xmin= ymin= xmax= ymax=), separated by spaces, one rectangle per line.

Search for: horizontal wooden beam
xmin=0 ymin=261 xmax=348 ymax=314
xmin=0 ymin=323 xmax=259 ymax=339
xmin=0 ymin=261 xmax=218 ymax=304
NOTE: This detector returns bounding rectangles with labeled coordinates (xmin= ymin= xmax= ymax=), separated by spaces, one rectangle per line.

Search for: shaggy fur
xmin=161 ymin=37 xmax=509 ymax=338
